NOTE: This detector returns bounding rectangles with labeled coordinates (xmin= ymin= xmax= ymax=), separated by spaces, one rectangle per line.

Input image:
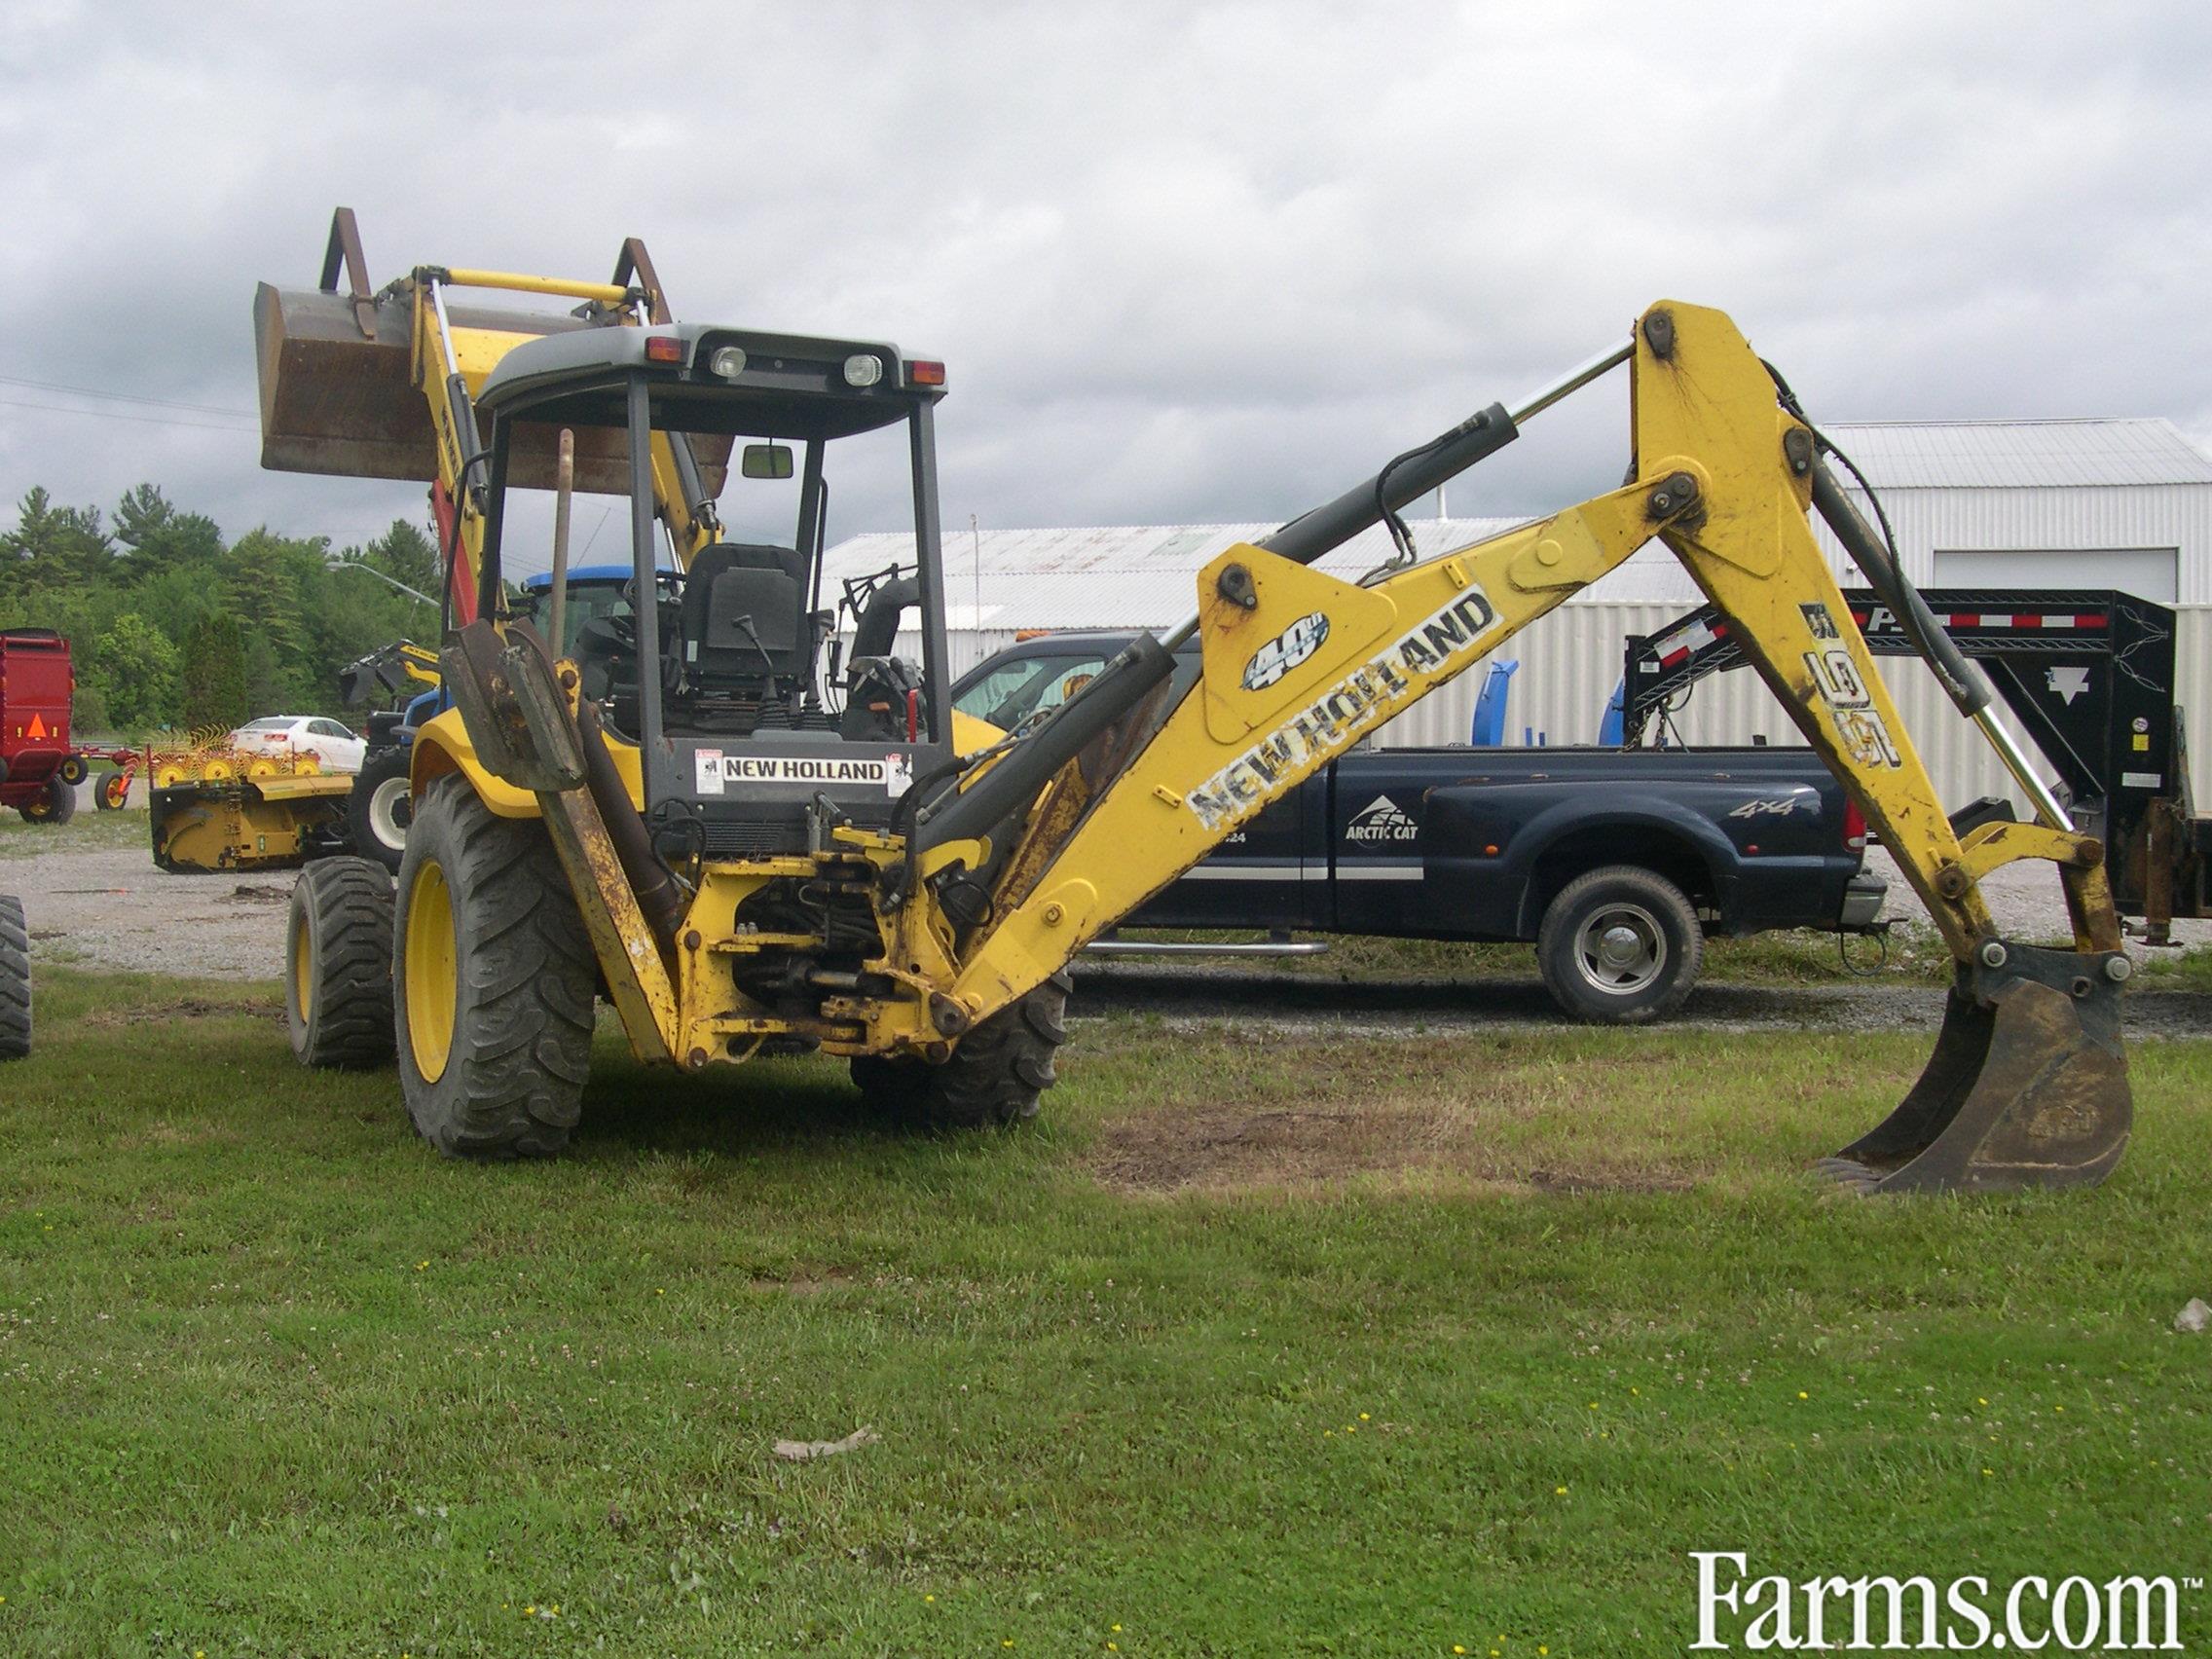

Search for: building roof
xmin=825 ymin=516 xmax=1530 ymax=630
xmin=820 ymin=421 xmax=2212 ymax=631
xmin=1821 ymin=418 xmax=2212 ymax=490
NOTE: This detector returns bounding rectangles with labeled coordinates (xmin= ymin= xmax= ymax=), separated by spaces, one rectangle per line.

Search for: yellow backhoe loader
xmin=266 ymin=213 xmax=2131 ymax=1193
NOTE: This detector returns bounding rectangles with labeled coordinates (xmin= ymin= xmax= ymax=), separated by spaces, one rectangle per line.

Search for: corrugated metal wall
xmin=1358 ymin=602 xmax=2212 ymax=813
xmin=905 ymin=605 xmax=2209 ymax=808
xmin=881 ymin=588 xmax=2208 ymax=811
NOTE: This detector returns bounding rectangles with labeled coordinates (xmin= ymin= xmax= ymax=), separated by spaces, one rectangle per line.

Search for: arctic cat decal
xmin=1241 ymin=611 xmax=1330 ymax=691
xmin=1188 ymin=582 xmax=1497 ymax=830
xmin=1346 ymin=793 xmax=1419 ymax=843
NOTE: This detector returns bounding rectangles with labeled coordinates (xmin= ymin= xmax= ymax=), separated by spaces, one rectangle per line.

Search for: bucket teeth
xmin=1819 ymin=942 xmax=2130 ymax=1196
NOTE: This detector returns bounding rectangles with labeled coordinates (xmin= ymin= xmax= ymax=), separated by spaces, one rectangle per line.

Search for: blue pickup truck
xmin=953 ymin=631 xmax=1886 ymax=1022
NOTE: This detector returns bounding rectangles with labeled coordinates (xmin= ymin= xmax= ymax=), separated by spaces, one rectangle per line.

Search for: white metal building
xmin=824 ymin=418 xmax=2212 ymax=806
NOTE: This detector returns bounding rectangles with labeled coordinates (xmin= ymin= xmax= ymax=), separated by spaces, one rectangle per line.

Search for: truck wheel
xmin=393 ymin=773 xmax=595 ymax=1159
xmin=1536 ymin=865 xmax=1703 ymax=1024
xmin=95 ymin=772 xmax=130 ymax=811
xmin=0 ymin=895 xmax=28 ymax=1060
xmin=18 ymin=776 xmax=76 ymax=825
xmin=287 ymin=857 xmax=396 ymax=1069
xmin=849 ymin=970 xmax=1072 ymax=1129
xmin=347 ymin=744 xmax=414 ymax=873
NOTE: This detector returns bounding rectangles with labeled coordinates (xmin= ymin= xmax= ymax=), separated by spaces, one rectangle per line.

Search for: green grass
xmin=2139 ymin=944 xmax=2212 ymax=991
xmin=2 ymin=969 xmax=2208 ymax=1656
xmin=1115 ymin=925 xmax=1955 ymax=986
xmin=0 ymin=802 xmax=148 ymax=858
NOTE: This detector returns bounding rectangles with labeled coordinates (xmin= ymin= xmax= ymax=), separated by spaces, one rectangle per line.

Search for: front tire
xmin=95 ymin=772 xmax=130 ymax=811
xmin=0 ymin=895 xmax=29 ymax=1060
xmin=347 ymin=744 xmax=414 ymax=873
xmin=393 ymin=774 xmax=596 ymax=1159
xmin=287 ymin=857 xmax=396 ymax=1069
xmin=850 ymin=970 xmax=1072 ymax=1129
xmin=1535 ymin=865 xmax=1703 ymax=1024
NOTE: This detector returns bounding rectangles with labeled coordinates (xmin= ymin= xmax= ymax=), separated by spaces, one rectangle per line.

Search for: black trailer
xmin=1621 ymin=588 xmax=2208 ymax=941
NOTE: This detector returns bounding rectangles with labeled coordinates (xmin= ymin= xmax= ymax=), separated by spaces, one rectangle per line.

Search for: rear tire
xmin=393 ymin=774 xmax=595 ymax=1159
xmin=0 ymin=895 xmax=29 ymax=1060
xmin=18 ymin=776 xmax=76 ymax=825
xmin=287 ymin=857 xmax=396 ymax=1069
xmin=1535 ymin=865 xmax=1703 ymax=1024
xmin=346 ymin=744 xmax=413 ymax=873
xmin=850 ymin=970 xmax=1072 ymax=1129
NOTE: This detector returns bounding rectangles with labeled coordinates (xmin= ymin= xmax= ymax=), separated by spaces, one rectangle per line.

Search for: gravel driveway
xmin=1 ymin=799 xmax=2204 ymax=1035
xmin=9 ymin=842 xmax=295 ymax=978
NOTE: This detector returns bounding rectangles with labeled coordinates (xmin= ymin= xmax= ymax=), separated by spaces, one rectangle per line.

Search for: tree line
xmin=0 ymin=485 xmax=445 ymax=738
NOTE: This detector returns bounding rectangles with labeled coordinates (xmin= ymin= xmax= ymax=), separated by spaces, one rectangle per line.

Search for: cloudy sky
xmin=3 ymin=0 xmax=2207 ymax=568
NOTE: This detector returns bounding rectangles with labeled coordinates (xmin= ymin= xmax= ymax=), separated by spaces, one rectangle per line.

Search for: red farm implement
xmin=0 ymin=630 xmax=140 ymax=822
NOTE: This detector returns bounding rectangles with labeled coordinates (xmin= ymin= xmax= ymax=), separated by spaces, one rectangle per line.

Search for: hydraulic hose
xmin=575 ymin=699 xmax=685 ymax=948
xmin=1808 ymin=459 xmax=1985 ymax=716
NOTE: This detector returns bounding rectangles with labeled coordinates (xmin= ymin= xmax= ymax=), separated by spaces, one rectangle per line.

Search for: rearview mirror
xmin=741 ymin=443 xmax=794 ymax=481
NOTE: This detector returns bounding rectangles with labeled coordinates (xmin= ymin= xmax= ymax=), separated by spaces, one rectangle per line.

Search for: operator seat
xmin=682 ymin=542 xmax=807 ymax=686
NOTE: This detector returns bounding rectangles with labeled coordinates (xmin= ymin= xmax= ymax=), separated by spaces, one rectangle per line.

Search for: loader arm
xmin=929 ymin=302 xmax=2129 ymax=1193
xmin=407 ymin=268 xmax=719 ymax=622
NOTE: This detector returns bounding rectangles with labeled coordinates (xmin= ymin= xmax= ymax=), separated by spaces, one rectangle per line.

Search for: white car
xmin=229 ymin=716 xmax=368 ymax=774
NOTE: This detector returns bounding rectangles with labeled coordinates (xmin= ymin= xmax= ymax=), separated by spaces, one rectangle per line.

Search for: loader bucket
xmin=252 ymin=285 xmax=731 ymax=494
xmin=1815 ymin=942 xmax=2131 ymax=1195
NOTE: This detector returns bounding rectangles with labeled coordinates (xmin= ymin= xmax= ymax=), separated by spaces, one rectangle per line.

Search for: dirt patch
xmin=81 ymin=997 xmax=284 ymax=1028
xmin=1087 ymin=1091 xmax=1689 ymax=1197
xmin=219 ymin=884 xmax=291 ymax=906
xmin=746 ymin=1269 xmax=854 ymax=1296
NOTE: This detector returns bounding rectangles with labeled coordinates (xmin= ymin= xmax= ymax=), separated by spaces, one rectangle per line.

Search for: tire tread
xmin=396 ymin=775 xmax=594 ymax=1159
xmin=289 ymin=857 xmax=397 ymax=1068
xmin=850 ymin=970 xmax=1072 ymax=1129
xmin=0 ymin=895 xmax=30 ymax=1060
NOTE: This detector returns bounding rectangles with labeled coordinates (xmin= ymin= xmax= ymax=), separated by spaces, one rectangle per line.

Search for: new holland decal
xmin=693 ymin=751 xmax=912 ymax=795
xmin=1187 ymin=581 xmax=1498 ymax=830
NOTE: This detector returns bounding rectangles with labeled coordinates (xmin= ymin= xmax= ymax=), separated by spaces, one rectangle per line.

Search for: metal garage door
xmin=1932 ymin=548 xmax=2179 ymax=601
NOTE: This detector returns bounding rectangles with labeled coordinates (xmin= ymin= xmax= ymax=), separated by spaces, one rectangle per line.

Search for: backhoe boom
xmin=932 ymin=302 xmax=2129 ymax=1193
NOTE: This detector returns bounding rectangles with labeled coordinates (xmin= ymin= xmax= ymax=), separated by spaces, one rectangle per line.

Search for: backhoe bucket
xmin=1815 ymin=943 xmax=2131 ymax=1195
xmin=252 ymin=285 xmax=730 ymax=493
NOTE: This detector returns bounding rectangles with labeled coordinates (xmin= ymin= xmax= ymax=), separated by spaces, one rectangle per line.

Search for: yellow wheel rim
xmin=155 ymin=764 xmax=185 ymax=788
xmin=291 ymin=907 xmax=313 ymax=1026
xmin=203 ymin=759 xmax=234 ymax=781
xmin=405 ymin=858 xmax=458 ymax=1084
xmin=293 ymin=757 xmax=321 ymax=776
xmin=248 ymin=758 xmax=278 ymax=778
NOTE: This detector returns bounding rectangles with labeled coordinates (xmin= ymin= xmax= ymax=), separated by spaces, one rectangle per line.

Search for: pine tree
xmin=180 ymin=614 xmax=249 ymax=730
